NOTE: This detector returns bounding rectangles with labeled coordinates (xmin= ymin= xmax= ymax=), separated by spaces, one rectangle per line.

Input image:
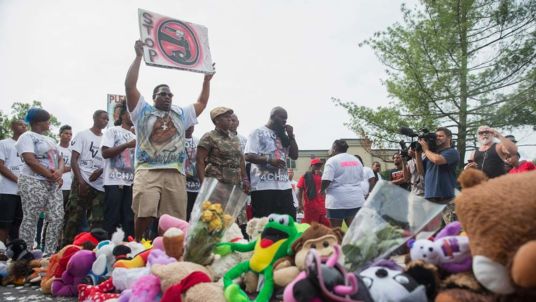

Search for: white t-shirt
xmin=245 ymin=126 xmax=291 ymax=191
xmin=71 ymin=129 xmax=104 ymax=192
xmin=291 ymin=179 xmax=299 ymax=208
xmin=184 ymin=137 xmax=201 ymax=192
xmin=322 ymin=153 xmax=365 ymax=209
xmin=360 ymin=166 xmax=375 ymax=197
xmin=57 ymin=144 xmax=73 ymax=191
xmin=130 ymin=96 xmax=197 ymax=173
xmin=15 ymin=131 xmax=61 ymax=181
xmin=235 ymin=133 xmax=247 ymax=154
xmin=101 ymin=126 xmax=136 ymax=186
xmin=0 ymin=138 xmax=24 ymax=195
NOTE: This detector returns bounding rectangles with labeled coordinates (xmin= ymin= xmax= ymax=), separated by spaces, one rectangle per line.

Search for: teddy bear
xmin=151 ymin=260 xmax=225 ymax=302
xmin=208 ymin=222 xmax=248 ymax=281
xmin=246 ymin=217 xmax=269 ymax=241
xmin=409 ymin=221 xmax=472 ymax=273
xmin=454 ymin=169 xmax=536 ymax=298
xmin=51 ymin=249 xmax=96 ymax=297
xmin=273 ymin=222 xmax=344 ymax=288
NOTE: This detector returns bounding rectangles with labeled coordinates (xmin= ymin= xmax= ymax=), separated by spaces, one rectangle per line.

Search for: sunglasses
xmin=156 ymin=92 xmax=174 ymax=98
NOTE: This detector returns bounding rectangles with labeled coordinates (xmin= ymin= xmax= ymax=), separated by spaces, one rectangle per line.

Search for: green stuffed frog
xmin=214 ymin=213 xmax=300 ymax=302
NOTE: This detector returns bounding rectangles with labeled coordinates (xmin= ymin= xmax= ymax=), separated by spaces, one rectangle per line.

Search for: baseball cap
xmin=505 ymin=135 xmax=517 ymax=143
xmin=210 ymin=107 xmax=233 ymax=122
xmin=310 ymin=158 xmax=322 ymax=166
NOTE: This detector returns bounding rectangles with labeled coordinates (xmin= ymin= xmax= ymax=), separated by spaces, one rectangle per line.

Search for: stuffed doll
xmin=284 ymin=245 xmax=373 ymax=302
xmin=273 ymin=222 xmax=344 ymax=288
xmin=455 ymin=169 xmax=536 ymax=298
xmin=73 ymin=228 xmax=108 ymax=247
xmin=2 ymin=238 xmax=35 ymax=286
xmin=41 ymin=244 xmax=82 ymax=294
xmin=246 ymin=217 xmax=269 ymax=241
xmin=409 ymin=222 xmax=472 ymax=273
xmin=114 ymin=249 xmax=152 ymax=269
xmin=84 ymin=228 xmax=126 ymax=285
xmin=359 ymin=261 xmax=429 ymax=302
xmin=118 ymin=274 xmax=162 ymax=302
xmin=78 ymin=278 xmax=120 ymax=302
xmin=153 ymin=214 xmax=189 ymax=251
xmin=151 ymin=260 xmax=225 ymax=302
xmin=208 ymin=223 xmax=248 ymax=281
xmin=113 ymin=249 xmax=176 ymax=293
xmin=163 ymin=227 xmax=185 ymax=261
xmin=215 ymin=214 xmax=301 ymax=302
xmin=51 ymin=249 xmax=96 ymax=297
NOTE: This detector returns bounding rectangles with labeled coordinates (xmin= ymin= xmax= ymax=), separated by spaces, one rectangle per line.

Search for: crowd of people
xmin=0 ymin=40 xmax=534 ymax=257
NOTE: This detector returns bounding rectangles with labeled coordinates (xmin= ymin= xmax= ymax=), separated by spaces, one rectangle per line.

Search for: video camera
xmin=398 ymin=127 xmax=438 ymax=153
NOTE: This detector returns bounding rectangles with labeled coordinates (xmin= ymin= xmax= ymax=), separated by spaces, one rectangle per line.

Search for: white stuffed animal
xmin=410 ymin=236 xmax=472 ymax=273
xmin=208 ymin=223 xmax=247 ymax=281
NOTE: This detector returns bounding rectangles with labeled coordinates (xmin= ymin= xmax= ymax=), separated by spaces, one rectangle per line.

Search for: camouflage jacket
xmin=198 ymin=128 xmax=243 ymax=185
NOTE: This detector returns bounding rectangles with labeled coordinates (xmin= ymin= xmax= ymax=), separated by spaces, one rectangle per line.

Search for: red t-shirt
xmin=297 ymin=173 xmax=324 ymax=205
xmin=509 ymin=161 xmax=536 ymax=174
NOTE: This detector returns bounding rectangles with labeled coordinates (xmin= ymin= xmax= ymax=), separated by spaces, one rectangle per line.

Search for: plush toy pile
xmin=0 ymin=170 xmax=534 ymax=302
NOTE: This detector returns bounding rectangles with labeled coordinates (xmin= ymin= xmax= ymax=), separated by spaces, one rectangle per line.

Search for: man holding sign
xmin=125 ymin=40 xmax=214 ymax=240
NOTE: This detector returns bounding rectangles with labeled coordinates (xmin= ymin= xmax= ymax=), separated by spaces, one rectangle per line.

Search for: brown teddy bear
xmin=151 ymin=261 xmax=225 ymax=302
xmin=455 ymin=169 xmax=536 ymax=299
xmin=272 ymin=222 xmax=344 ymax=287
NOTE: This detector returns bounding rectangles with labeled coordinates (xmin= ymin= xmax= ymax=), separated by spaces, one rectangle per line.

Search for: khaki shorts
xmin=132 ymin=169 xmax=187 ymax=219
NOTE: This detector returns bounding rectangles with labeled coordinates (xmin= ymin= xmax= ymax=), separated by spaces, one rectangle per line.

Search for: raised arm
xmin=193 ymin=70 xmax=215 ymax=117
xmin=125 ymin=40 xmax=143 ymax=112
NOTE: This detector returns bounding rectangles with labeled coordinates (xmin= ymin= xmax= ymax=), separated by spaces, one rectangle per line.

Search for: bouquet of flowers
xmin=341 ymin=181 xmax=446 ymax=271
xmin=183 ymin=177 xmax=248 ymax=265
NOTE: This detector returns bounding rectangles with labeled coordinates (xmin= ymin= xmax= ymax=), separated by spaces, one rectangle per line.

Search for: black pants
xmin=104 ymin=185 xmax=134 ymax=239
xmin=186 ymin=191 xmax=199 ymax=222
xmin=251 ymin=189 xmax=296 ymax=220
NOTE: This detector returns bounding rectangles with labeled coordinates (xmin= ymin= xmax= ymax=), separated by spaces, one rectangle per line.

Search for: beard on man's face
xmin=479 ymin=136 xmax=492 ymax=145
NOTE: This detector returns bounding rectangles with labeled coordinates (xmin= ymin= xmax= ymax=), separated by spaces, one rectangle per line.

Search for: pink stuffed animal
xmin=153 ymin=214 xmax=189 ymax=251
xmin=51 ymin=250 xmax=96 ymax=297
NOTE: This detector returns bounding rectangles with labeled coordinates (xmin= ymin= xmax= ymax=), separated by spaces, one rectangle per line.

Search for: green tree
xmin=335 ymin=0 xmax=536 ymax=167
xmin=0 ymin=101 xmax=61 ymax=141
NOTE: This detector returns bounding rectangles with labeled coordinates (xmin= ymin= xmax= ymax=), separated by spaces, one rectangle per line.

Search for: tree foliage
xmin=335 ymin=0 xmax=536 ymax=166
xmin=0 ymin=101 xmax=61 ymax=141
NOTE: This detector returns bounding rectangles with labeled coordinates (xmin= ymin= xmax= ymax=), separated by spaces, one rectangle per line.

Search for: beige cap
xmin=210 ymin=107 xmax=234 ymax=122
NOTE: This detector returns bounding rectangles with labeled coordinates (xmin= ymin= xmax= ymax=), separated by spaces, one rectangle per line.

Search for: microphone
xmin=399 ymin=127 xmax=418 ymax=137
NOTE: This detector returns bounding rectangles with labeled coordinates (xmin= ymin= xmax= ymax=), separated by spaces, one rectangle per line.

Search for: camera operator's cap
xmin=505 ymin=135 xmax=517 ymax=143
xmin=210 ymin=107 xmax=233 ymax=122
xmin=310 ymin=158 xmax=322 ymax=166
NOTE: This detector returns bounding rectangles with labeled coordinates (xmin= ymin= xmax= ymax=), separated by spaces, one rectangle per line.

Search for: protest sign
xmin=138 ymin=9 xmax=214 ymax=74
xmin=107 ymin=94 xmax=126 ymax=127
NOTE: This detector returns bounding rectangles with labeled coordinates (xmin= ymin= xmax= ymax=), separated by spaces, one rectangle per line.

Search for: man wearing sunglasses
xmin=125 ymin=40 xmax=215 ymax=241
xmin=465 ymin=125 xmax=518 ymax=178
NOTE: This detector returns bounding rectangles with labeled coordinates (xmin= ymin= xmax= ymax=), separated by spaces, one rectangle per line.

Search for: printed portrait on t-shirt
xmin=256 ymin=130 xmax=288 ymax=182
xmin=110 ymin=131 xmax=135 ymax=180
xmin=33 ymin=136 xmax=60 ymax=170
xmin=136 ymin=109 xmax=185 ymax=165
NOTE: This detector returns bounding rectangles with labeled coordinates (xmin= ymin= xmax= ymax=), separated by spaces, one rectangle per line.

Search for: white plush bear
xmin=207 ymin=223 xmax=247 ymax=281
xmin=410 ymin=236 xmax=472 ymax=273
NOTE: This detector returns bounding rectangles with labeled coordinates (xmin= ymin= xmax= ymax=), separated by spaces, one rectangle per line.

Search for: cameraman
xmin=415 ymin=127 xmax=459 ymax=223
